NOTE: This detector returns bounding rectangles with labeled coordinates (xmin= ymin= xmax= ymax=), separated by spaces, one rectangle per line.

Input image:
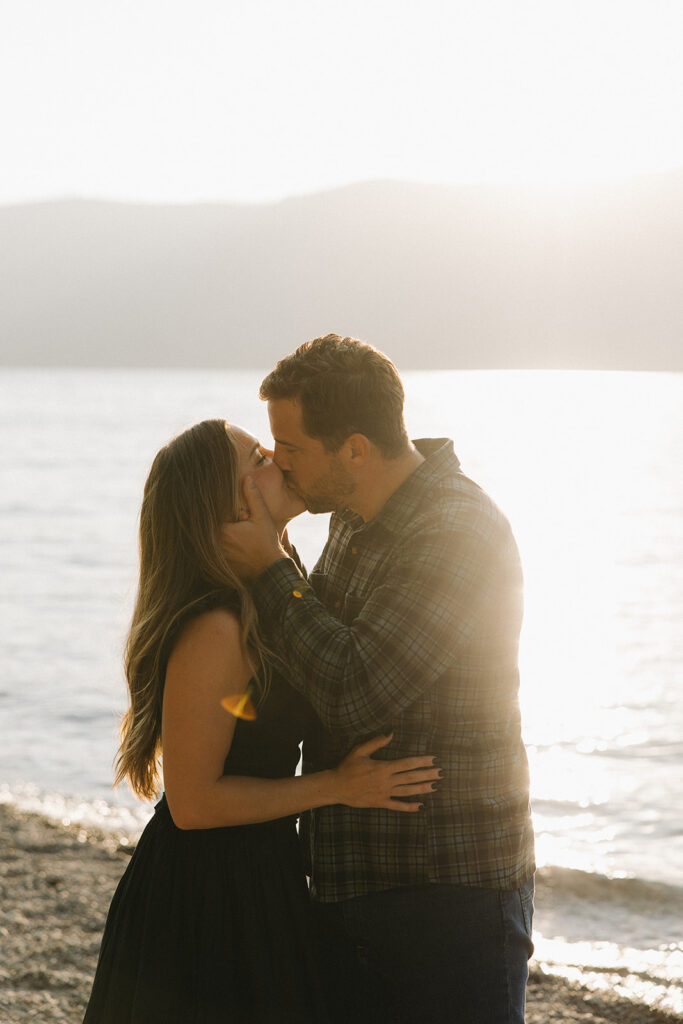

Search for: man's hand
xmin=220 ymin=478 xmax=289 ymax=583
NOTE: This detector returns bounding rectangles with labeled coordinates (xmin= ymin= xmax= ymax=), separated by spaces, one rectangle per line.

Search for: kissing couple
xmin=83 ymin=333 xmax=535 ymax=1024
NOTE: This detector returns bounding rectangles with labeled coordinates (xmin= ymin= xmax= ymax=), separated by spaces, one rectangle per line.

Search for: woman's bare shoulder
xmin=175 ymin=606 xmax=242 ymax=643
xmin=166 ymin=608 xmax=249 ymax=685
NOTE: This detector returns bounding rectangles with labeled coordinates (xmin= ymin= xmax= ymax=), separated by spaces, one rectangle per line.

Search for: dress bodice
xmin=222 ymin=672 xmax=319 ymax=779
xmin=161 ymin=588 xmax=320 ymax=781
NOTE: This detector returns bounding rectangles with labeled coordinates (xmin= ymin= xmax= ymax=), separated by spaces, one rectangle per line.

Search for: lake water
xmin=1 ymin=368 xmax=682 ymax=1014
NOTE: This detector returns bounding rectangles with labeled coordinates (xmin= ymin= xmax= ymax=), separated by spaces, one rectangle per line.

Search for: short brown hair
xmin=260 ymin=334 xmax=410 ymax=457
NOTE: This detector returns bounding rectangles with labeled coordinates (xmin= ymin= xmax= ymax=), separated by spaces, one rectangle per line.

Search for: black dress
xmin=83 ymin=610 xmax=328 ymax=1023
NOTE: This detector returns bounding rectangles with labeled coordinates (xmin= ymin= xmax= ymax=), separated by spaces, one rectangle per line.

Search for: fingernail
xmin=437 ymin=770 xmax=444 ymax=778
xmin=430 ymin=783 xmax=438 ymax=791
xmin=246 ymin=477 xmax=255 ymax=488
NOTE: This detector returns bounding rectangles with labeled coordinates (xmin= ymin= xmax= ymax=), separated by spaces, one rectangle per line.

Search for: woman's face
xmin=230 ymin=426 xmax=306 ymax=528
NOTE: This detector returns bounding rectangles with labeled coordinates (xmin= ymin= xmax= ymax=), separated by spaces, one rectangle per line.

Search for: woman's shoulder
xmin=162 ymin=589 xmax=240 ymax=651
xmin=168 ymin=589 xmax=240 ymax=641
xmin=166 ymin=591 xmax=247 ymax=673
xmin=166 ymin=604 xmax=251 ymax=694
xmin=188 ymin=588 xmax=242 ymax=619
xmin=181 ymin=602 xmax=240 ymax=633
xmin=172 ymin=602 xmax=242 ymax=654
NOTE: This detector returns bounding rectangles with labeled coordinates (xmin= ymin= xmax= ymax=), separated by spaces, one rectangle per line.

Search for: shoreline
xmin=0 ymin=802 xmax=680 ymax=1024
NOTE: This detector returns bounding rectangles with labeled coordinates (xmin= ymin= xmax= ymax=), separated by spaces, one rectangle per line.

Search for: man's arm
xmin=221 ymin=477 xmax=522 ymax=736
xmin=252 ymin=530 xmax=520 ymax=735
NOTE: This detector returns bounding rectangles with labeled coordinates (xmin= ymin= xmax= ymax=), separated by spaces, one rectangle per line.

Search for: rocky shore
xmin=0 ymin=802 xmax=679 ymax=1023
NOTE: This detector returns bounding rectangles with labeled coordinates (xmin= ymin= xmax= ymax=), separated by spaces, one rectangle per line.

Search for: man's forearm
xmin=250 ymin=540 xmax=483 ymax=734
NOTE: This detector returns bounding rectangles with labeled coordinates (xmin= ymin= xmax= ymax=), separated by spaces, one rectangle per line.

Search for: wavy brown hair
xmin=114 ymin=419 xmax=269 ymax=800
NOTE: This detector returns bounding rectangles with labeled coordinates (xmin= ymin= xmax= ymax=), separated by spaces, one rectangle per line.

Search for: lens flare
xmin=220 ymin=687 xmax=257 ymax=721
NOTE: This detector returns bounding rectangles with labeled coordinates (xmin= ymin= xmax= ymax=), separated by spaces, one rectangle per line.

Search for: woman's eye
xmin=255 ymin=453 xmax=267 ymax=466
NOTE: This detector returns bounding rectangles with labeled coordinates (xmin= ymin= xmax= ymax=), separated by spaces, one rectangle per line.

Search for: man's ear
xmin=343 ymin=433 xmax=372 ymax=464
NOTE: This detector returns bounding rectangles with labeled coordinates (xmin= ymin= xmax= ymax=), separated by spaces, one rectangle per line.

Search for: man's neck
xmin=348 ymin=445 xmax=425 ymax=522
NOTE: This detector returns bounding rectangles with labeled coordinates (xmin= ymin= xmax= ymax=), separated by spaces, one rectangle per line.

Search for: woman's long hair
xmin=114 ymin=419 xmax=268 ymax=800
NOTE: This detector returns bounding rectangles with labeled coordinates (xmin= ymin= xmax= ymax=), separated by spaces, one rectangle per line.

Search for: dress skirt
xmin=83 ymin=797 xmax=329 ymax=1024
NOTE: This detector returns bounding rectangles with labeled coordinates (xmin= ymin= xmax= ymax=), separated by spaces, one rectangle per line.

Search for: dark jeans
xmin=313 ymin=877 xmax=534 ymax=1024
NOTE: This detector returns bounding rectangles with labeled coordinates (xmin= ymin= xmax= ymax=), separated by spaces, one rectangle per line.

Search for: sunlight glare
xmin=2 ymin=0 xmax=683 ymax=201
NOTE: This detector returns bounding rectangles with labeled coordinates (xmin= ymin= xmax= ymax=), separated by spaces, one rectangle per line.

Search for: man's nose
xmin=273 ymin=444 xmax=289 ymax=470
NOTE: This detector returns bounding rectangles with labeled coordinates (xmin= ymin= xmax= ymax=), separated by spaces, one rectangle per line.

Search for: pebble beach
xmin=1 ymin=803 xmax=680 ymax=1024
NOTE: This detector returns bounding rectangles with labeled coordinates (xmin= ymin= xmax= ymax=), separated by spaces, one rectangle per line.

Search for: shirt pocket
xmin=307 ymin=570 xmax=331 ymax=606
xmin=341 ymin=591 xmax=366 ymax=626
xmin=308 ymin=570 xmax=350 ymax=618
xmin=308 ymin=571 xmax=367 ymax=625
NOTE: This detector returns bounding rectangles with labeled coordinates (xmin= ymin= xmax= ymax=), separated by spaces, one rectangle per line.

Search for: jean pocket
xmin=518 ymin=876 xmax=534 ymax=937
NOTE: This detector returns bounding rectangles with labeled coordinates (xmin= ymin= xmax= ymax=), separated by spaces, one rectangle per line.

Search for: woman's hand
xmin=330 ymin=734 xmax=440 ymax=812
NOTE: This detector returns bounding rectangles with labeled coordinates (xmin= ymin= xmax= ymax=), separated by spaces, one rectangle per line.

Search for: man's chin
xmin=285 ymin=482 xmax=337 ymax=515
xmin=303 ymin=497 xmax=337 ymax=515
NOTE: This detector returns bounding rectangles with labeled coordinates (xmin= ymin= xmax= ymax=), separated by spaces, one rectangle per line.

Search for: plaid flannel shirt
xmin=252 ymin=439 xmax=535 ymax=902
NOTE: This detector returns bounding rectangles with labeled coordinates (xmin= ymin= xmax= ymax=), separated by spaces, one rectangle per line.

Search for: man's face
xmin=267 ymin=398 xmax=355 ymax=514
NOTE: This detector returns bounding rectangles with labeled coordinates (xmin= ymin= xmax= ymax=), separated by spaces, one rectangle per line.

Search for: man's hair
xmin=260 ymin=334 xmax=410 ymax=457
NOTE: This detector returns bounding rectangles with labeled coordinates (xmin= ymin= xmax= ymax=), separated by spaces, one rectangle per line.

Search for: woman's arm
xmin=161 ymin=609 xmax=438 ymax=830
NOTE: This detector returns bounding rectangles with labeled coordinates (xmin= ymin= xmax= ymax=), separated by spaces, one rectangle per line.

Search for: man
xmin=222 ymin=334 xmax=535 ymax=1023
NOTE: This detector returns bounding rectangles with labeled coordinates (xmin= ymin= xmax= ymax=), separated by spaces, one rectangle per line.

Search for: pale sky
xmin=2 ymin=0 xmax=683 ymax=204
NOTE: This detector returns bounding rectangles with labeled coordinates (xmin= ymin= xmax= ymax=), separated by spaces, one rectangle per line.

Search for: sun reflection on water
xmin=404 ymin=370 xmax=683 ymax=885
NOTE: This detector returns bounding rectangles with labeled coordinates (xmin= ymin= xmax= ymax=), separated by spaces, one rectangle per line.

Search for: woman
xmin=83 ymin=420 xmax=438 ymax=1024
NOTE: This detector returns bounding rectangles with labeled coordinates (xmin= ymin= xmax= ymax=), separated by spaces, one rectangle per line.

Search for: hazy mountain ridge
xmin=2 ymin=174 xmax=683 ymax=369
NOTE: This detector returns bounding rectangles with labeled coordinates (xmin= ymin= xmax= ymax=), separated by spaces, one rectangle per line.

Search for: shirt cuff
xmin=251 ymin=557 xmax=311 ymax=628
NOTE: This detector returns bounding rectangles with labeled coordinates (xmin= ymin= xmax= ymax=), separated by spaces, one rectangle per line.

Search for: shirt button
xmin=351 ymin=546 xmax=358 ymax=555
xmin=334 ymin=600 xmax=341 ymax=609
xmin=292 ymin=590 xmax=303 ymax=599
